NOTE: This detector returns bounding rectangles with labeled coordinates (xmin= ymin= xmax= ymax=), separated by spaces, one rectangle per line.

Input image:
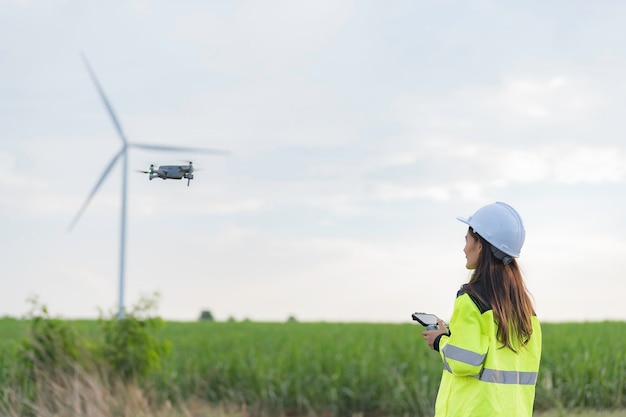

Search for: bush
xmin=199 ymin=310 xmax=214 ymax=321
xmin=19 ymin=296 xmax=82 ymax=374
xmin=97 ymin=293 xmax=171 ymax=382
xmin=1 ymin=294 xmax=175 ymax=417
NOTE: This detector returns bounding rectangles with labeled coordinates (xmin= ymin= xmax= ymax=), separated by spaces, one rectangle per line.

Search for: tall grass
xmin=0 ymin=330 xmax=171 ymax=417
xmin=156 ymin=321 xmax=440 ymax=416
xmin=1 ymin=318 xmax=625 ymax=416
xmin=535 ymin=322 xmax=626 ymax=410
xmin=0 ymin=358 xmax=246 ymax=417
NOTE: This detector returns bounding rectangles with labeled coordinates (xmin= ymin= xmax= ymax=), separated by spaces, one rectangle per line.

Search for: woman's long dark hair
xmin=465 ymin=227 xmax=535 ymax=351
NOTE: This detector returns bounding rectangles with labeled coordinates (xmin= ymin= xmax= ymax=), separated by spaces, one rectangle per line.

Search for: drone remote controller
xmin=412 ymin=312 xmax=440 ymax=330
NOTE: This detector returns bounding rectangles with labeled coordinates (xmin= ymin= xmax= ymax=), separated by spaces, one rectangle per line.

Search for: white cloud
xmin=524 ymin=232 xmax=626 ymax=321
xmin=497 ymin=150 xmax=551 ymax=183
xmin=357 ymin=143 xmax=626 ymax=205
xmin=154 ymin=227 xmax=458 ymax=322
xmin=130 ymin=0 xmax=154 ymax=16
xmin=157 ymin=198 xmax=265 ymax=216
xmin=499 ymin=76 xmax=597 ymax=123
xmin=384 ymin=70 xmax=605 ymax=150
xmin=371 ymin=183 xmax=451 ymax=202
xmin=368 ymin=67 xmax=626 ymax=203
xmin=494 ymin=145 xmax=626 ymax=186
xmin=170 ymin=1 xmax=356 ymax=76
xmin=552 ymin=146 xmax=626 ymax=184
xmin=129 ymin=80 xmax=362 ymax=156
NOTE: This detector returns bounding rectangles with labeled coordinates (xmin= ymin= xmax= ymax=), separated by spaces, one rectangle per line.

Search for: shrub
xmin=97 ymin=293 xmax=172 ymax=382
xmin=199 ymin=310 xmax=214 ymax=321
xmin=19 ymin=296 xmax=82 ymax=374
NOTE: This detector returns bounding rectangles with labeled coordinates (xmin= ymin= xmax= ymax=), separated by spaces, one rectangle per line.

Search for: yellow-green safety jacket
xmin=433 ymin=289 xmax=542 ymax=417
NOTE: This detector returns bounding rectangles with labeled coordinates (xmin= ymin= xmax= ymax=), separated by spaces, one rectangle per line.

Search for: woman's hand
xmin=422 ymin=319 xmax=449 ymax=350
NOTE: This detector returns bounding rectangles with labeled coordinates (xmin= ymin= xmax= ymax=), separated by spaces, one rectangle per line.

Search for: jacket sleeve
xmin=437 ymin=293 xmax=489 ymax=377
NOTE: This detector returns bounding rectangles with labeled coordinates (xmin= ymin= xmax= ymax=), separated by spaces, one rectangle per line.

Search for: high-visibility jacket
xmin=433 ymin=289 xmax=542 ymax=417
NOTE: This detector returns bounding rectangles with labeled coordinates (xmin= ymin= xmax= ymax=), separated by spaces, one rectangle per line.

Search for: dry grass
xmin=1 ymin=365 xmax=173 ymax=417
xmin=0 ymin=361 xmax=265 ymax=417
xmin=1 ymin=363 xmax=623 ymax=417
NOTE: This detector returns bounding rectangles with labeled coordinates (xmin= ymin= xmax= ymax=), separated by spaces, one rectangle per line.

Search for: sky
xmin=2 ymin=0 xmax=626 ymax=323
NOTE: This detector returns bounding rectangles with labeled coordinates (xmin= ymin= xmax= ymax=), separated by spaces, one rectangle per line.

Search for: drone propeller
xmin=179 ymin=161 xmax=194 ymax=186
xmin=178 ymin=160 xmax=203 ymax=173
xmin=136 ymin=164 xmax=155 ymax=175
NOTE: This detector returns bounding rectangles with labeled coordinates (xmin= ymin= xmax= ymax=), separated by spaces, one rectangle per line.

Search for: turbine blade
xmin=68 ymin=148 xmax=124 ymax=231
xmin=80 ymin=52 xmax=129 ymax=145
xmin=130 ymin=143 xmax=230 ymax=155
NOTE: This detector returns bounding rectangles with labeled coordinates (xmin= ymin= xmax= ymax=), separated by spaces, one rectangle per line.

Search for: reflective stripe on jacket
xmin=435 ymin=291 xmax=542 ymax=417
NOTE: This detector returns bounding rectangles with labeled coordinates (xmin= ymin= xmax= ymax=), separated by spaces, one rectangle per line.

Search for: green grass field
xmin=1 ymin=318 xmax=624 ymax=416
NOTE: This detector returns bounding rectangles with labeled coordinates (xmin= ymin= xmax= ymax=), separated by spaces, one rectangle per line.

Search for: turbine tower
xmin=69 ymin=53 xmax=229 ymax=318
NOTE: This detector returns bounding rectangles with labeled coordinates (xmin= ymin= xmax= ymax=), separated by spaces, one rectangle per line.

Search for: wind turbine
xmin=69 ymin=53 xmax=229 ymax=318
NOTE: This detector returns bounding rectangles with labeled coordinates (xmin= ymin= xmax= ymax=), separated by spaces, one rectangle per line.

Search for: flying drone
xmin=137 ymin=161 xmax=197 ymax=186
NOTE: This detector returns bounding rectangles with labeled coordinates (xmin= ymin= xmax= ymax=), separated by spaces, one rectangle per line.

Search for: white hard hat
xmin=457 ymin=202 xmax=526 ymax=258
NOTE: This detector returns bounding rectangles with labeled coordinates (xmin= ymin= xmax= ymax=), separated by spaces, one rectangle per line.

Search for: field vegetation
xmin=0 ymin=299 xmax=624 ymax=417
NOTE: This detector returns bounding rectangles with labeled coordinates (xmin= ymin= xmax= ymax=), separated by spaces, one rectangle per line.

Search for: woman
xmin=422 ymin=202 xmax=542 ymax=417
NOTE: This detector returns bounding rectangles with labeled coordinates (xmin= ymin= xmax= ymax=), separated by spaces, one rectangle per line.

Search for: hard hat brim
xmin=456 ymin=216 xmax=471 ymax=225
